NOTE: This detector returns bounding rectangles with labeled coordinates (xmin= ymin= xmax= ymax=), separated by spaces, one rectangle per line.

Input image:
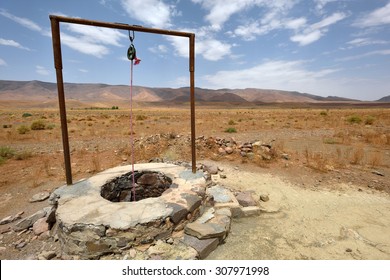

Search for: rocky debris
xmin=203 ymin=164 xmax=219 ymax=175
xmin=12 ymin=206 xmax=56 ymax=236
xmin=13 ymin=210 xmax=46 ymax=232
xmin=372 ymin=170 xmax=384 ymax=177
xmin=29 ymin=191 xmax=50 ymax=203
xmin=0 ymin=211 xmax=24 ymax=225
xmin=14 ymin=238 xmax=27 ymax=249
xmin=38 ymin=250 xmax=56 ymax=260
xmin=260 ymin=194 xmax=270 ymax=202
xmin=0 ymin=227 xmax=12 ymax=234
xmin=32 ymin=218 xmax=49 ymax=236
xmin=235 ymin=191 xmax=257 ymax=207
xmin=146 ymin=240 xmax=197 ymax=260
xmin=196 ymin=136 xmax=281 ymax=160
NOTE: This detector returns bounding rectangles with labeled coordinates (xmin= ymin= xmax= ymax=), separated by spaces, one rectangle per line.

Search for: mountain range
xmin=0 ymin=80 xmax=388 ymax=108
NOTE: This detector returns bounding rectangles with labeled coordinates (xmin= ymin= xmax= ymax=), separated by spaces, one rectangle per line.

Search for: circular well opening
xmin=100 ymin=171 xmax=172 ymax=202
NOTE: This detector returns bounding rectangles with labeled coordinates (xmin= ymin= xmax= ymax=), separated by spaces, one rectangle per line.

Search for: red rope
xmin=130 ymin=59 xmax=136 ymax=201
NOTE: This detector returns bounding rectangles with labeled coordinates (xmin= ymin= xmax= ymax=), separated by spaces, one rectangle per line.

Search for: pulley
xmin=127 ymin=43 xmax=137 ymax=61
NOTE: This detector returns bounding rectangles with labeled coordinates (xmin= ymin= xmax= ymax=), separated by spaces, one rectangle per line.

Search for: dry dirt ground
xmin=0 ymin=106 xmax=389 ymax=259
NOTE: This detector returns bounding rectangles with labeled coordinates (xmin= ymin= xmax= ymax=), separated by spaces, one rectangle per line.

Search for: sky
xmin=0 ymin=0 xmax=390 ymax=101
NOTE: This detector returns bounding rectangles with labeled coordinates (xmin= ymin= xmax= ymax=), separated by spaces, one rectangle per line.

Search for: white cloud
xmin=64 ymin=24 xmax=126 ymax=47
xmin=60 ymin=32 xmax=110 ymax=58
xmin=78 ymin=69 xmax=89 ymax=73
xmin=232 ymin=16 xmax=306 ymax=41
xmin=36 ymin=65 xmax=50 ymax=76
xmin=311 ymin=12 xmax=347 ymax=29
xmin=285 ymin=17 xmax=307 ymax=30
xmin=165 ymin=25 xmax=232 ymax=61
xmin=149 ymin=44 xmax=169 ymax=54
xmin=201 ymin=60 xmax=341 ymax=93
xmin=0 ymin=38 xmax=30 ymax=50
xmin=354 ymin=2 xmax=390 ymax=27
xmin=0 ymin=9 xmax=42 ymax=32
xmin=192 ymin=0 xmax=255 ymax=30
xmin=0 ymin=58 xmax=7 ymax=66
xmin=167 ymin=30 xmax=232 ymax=61
xmin=290 ymin=30 xmax=323 ymax=46
xmin=54 ymin=21 xmax=127 ymax=58
xmin=337 ymin=49 xmax=390 ymax=61
xmin=170 ymin=76 xmax=189 ymax=87
xmin=195 ymin=0 xmax=298 ymax=32
xmin=314 ymin=0 xmax=338 ymax=15
xmin=290 ymin=12 xmax=347 ymax=46
xmin=346 ymin=37 xmax=388 ymax=48
xmin=121 ymin=0 xmax=174 ymax=28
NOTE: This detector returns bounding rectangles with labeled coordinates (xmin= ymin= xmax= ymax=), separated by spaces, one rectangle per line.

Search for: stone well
xmin=50 ymin=163 xmax=206 ymax=259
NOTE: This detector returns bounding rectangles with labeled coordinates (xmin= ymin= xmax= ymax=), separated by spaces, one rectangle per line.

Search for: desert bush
xmin=2 ymin=124 xmax=12 ymax=128
xmin=323 ymin=138 xmax=338 ymax=144
xmin=136 ymin=115 xmax=147 ymax=121
xmin=347 ymin=115 xmax=362 ymax=124
xmin=320 ymin=111 xmax=328 ymax=116
xmin=31 ymin=120 xmax=46 ymax=130
xmin=46 ymin=124 xmax=55 ymax=130
xmin=224 ymin=127 xmax=237 ymax=133
xmin=364 ymin=116 xmax=375 ymax=125
xmin=0 ymin=146 xmax=15 ymax=164
xmin=228 ymin=120 xmax=236 ymax=125
xmin=17 ymin=125 xmax=30 ymax=134
xmin=22 ymin=112 xmax=32 ymax=118
xmin=15 ymin=150 xmax=33 ymax=160
xmin=0 ymin=146 xmax=15 ymax=158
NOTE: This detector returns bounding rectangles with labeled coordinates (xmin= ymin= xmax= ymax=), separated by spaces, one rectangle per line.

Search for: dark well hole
xmin=101 ymin=171 xmax=172 ymax=202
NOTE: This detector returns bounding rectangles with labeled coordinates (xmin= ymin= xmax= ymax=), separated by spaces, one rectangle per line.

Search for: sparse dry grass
xmin=0 ymin=106 xmax=389 ymax=196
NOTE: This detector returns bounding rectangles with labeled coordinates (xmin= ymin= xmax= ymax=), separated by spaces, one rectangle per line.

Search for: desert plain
xmin=0 ymin=100 xmax=389 ymax=259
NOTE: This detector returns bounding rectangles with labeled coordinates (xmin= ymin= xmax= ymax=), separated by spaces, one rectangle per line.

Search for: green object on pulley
xmin=127 ymin=44 xmax=136 ymax=61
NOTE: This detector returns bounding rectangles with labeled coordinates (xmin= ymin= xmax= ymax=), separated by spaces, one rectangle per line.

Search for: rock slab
xmin=182 ymin=234 xmax=219 ymax=259
xmin=185 ymin=222 xmax=226 ymax=239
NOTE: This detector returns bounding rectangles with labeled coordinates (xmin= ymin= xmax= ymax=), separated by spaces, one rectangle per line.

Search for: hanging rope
xmin=128 ymin=30 xmax=141 ymax=201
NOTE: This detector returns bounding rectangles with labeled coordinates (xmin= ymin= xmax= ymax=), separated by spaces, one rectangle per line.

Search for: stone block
xmin=185 ymin=222 xmax=226 ymax=239
xmin=167 ymin=203 xmax=188 ymax=224
xmin=236 ymin=192 xmax=257 ymax=207
xmin=215 ymin=207 xmax=232 ymax=218
xmin=181 ymin=193 xmax=202 ymax=212
xmin=241 ymin=206 xmax=261 ymax=217
xmin=182 ymin=234 xmax=219 ymax=259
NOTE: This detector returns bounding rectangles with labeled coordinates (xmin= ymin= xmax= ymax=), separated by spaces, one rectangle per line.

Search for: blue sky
xmin=0 ymin=0 xmax=389 ymax=100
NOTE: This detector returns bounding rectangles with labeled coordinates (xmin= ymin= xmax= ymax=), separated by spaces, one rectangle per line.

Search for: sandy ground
xmin=205 ymin=161 xmax=390 ymax=260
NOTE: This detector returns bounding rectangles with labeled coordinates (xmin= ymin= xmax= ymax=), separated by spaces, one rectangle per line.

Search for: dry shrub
xmin=304 ymin=147 xmax=331 ymax=172
xmin=350 ymin=145 xmax=364 ymax=165
xmin=363 ymin=130 xmax=386 ymax=145
xmin=368 ymin=151 xmax=383 ymax=167
xmin=91 ymin=153 xmax=101 ymax=172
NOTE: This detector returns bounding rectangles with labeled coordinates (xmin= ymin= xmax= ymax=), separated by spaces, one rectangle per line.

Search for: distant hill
xmin=0 ymin=80 xmax=365 ymax=108
xmin=377 ymin=95 xmax=390 ymax=102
